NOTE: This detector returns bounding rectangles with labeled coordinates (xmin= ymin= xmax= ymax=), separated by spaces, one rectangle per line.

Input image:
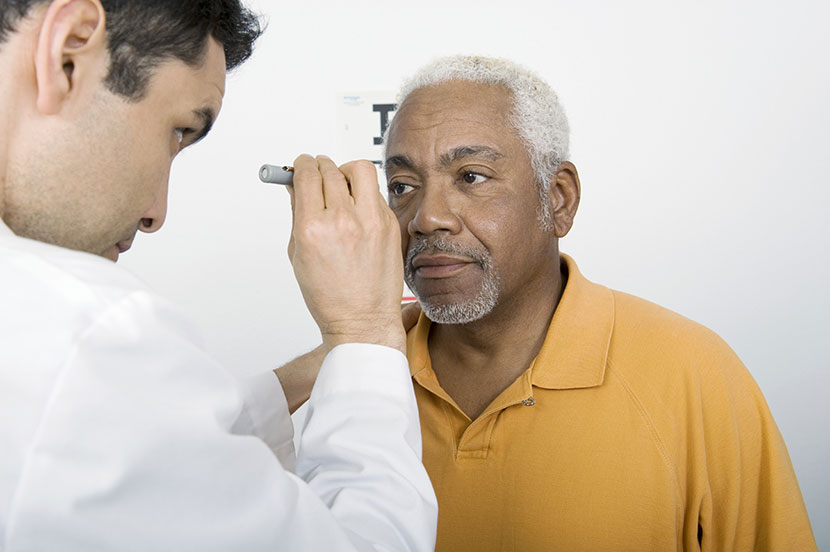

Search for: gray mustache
xmin=405 ymin=238 xmax=489 ymax=268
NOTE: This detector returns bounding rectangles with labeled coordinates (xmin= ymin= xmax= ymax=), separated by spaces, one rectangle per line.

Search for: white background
xmin=121 ymin=0 xmax=829 ymax=545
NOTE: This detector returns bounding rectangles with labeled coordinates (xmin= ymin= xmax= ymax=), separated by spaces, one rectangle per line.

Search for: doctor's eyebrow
xmin=189 ymin=107 xmax=216 ymax=145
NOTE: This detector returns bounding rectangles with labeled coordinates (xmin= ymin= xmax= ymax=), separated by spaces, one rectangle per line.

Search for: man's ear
xmin=548 ymin=161 xmax=581 ymax=238
xmin=35 ymin=0 xmax=106 ymax=115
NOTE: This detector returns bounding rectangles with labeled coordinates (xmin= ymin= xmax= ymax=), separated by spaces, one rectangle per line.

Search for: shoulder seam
xmin=607 ymin=362 xmax=684 ymax=526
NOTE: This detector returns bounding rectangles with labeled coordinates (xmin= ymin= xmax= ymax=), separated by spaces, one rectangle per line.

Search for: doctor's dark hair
xmin=0 ymin=0 xmax=262 ymax=100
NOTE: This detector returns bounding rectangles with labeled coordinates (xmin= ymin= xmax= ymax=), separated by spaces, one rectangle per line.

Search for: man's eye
xmin=388 ymin=182 xmax=413 ymax=196
xmin=461 ymin=172 xmax=487 ymax=185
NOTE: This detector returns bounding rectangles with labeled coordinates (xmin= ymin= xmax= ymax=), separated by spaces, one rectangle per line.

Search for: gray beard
xmin=404 ymin=237 xmax=500 ymax=325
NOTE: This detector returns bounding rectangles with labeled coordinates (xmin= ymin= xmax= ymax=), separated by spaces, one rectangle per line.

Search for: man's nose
xmin=407 ymin=183 xmax=462 ymax=237
xmin=138 ymin=178 xmax=169 ymax=234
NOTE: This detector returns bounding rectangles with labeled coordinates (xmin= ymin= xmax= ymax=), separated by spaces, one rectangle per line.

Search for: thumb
xmin=285 ymin=185 xmax=296 ymax=262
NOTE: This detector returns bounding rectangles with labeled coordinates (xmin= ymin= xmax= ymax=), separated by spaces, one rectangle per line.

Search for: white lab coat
xmin=0 ymin=219 xmax=437 ymax=551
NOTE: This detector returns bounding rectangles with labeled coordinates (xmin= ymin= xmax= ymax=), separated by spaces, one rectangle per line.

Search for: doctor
xmin=0 ymin=1 xmax=437 ymax=551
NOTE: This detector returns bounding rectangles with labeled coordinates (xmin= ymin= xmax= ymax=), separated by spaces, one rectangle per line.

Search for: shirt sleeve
xmin=696 ymin=348 xmax=817 ymax=551
xmin=5 ymin=291 xmax=437 ymax=552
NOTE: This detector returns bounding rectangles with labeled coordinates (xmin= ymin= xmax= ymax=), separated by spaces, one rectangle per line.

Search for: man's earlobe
xmin=35 ymin=0 xmax=106 ymax=115
xmin=549 ymin=161 xmax=581 ymax=238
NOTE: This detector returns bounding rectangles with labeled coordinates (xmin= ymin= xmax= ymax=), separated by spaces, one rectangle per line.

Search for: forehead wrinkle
xmin=393 ymin=90 xmax=494 ymax=134
xmin=438 ymin=145 xmax=504 ymax=168
xmin=384 ymin=154 xmax=415 ymax=171
xmin=384 ymin=117 xmax=440 ymax=172
xmin=394 ymin=94 xmax=445 ymax=123
xmin=386 ymin=91 xmax=514 ymax=173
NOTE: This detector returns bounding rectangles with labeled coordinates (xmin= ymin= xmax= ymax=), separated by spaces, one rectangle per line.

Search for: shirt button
xmin=522 ymin=397 xmax=536 ymax=406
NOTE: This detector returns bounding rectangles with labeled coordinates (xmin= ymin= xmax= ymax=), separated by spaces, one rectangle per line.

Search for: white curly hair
xmin=383 ymin=55 xmax=570 ymax=230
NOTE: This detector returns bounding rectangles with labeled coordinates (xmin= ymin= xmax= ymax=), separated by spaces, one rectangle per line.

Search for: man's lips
xmin=411 ymin=254 xmax=475 ymax=278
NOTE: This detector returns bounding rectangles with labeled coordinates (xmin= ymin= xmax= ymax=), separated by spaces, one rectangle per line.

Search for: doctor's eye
xmin=174 ymin=128 xmax=196 ymax=146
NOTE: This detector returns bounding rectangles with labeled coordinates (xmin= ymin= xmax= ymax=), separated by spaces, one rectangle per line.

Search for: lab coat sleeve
xmin=4 ymin=291 xmax=437 ymax=551
xmin=234 ymin=370 xmax=297 ymax=472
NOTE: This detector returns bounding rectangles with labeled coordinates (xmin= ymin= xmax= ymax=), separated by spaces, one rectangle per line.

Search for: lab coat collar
xmin=0 ymin=217 xmax=14 ymax=238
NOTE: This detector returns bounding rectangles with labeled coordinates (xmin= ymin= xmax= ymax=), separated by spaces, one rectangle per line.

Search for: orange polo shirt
xmin=407 ymin=254 xmax=816 ymax=551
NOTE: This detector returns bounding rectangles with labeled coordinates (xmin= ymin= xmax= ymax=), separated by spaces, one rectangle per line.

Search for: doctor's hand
xmin=286 ymin=154 xmax=406 ymax=355
xmin=275 ymin=301 xmax=423 ymax=414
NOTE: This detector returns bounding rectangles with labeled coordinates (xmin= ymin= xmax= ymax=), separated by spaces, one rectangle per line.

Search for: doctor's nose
xmin=139 ymin=178 xmax=170 ymax=234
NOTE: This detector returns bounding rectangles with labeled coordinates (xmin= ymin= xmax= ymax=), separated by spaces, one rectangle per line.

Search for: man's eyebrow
xmin=439 ymin=145 xmax=504 ymax=167
xmin=190 ymin=107 xmax=216 ymax=145
xmin=384 ymin=155 xmax=416 ymax=170
xmin=385 ymin=146 xmax=504 ymax=172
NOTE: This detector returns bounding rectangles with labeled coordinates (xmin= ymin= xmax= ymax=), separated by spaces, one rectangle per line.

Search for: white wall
xmin=121 ymin=0 xmax=830 ymax=544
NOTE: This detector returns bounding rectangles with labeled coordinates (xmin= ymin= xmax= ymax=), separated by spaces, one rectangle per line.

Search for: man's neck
xmin=426 ymin=256 xmax=567 ymax=420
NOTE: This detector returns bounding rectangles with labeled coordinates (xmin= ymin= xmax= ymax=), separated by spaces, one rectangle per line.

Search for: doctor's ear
xmin=35 ymin=0 xmax=107 ymax=115
xmin=547 ymin=161 xmax=581 ymax=238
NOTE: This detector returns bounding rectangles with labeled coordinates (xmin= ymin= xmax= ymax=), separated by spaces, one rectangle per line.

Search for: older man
xmin=380 ymin=55 xmax=817 ymax=551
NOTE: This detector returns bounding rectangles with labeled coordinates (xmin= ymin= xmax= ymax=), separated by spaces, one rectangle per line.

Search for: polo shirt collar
xmin=407 ymin=254 xmax=615 ymax=390
xmin=530 ymin=254 xmax=614 ymax=389
xmin=407 ymin=311 xmax=433 ymax=379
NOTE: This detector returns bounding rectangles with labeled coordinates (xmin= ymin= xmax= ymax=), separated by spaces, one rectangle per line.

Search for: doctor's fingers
xmin=315 ymin=155 xmax=353 ymax=209
xmin=291 ymin=154 xmax=324 ymax=219
xmin=285 ymin=184 xmax=296 ymax=262
xmin=339 ymin=159 xmax=390 ymax=215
